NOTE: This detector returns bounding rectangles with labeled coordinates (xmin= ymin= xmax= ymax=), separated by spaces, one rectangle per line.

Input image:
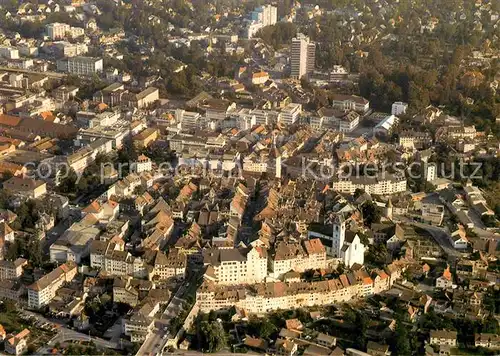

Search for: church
xmin=331 ymin=214 xmax=365 ymax=267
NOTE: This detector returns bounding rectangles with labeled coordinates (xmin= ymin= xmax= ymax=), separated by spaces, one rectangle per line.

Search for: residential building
xmin=132 ymin=154 xmax=152 ymax=173
xmin=4 ymin=329 xmax=30 ymax=355
xmin=447 ymin=126 xmax=476 ymax=140
xmin=251 ymin=71 xmax=270 ymax=85
xmin=374 ymin=115 xmax=399 ymax=137
xmin=122 ymin=87 xmax=159 ymax=109
xmin=391 ymin=102 xmax=408 ymax=116
xmin=122 ymin=300 xmax=160 ymax=342
xmin=269 ymin=239 xmax=327 ymax=278
xmin=46 ymin=22 xmax=70 ymax=39
xmin=399 ymin=131 xmax=431 ymax=150
xmin=421 ymin=203 xmax=444 ymax=225
xmin=0 ymin=258 xmax=27 ymax=280
xmin=429 ymin=330 xmax=457 ymax=347
xmin=196 ymin=264 xmax=403 ymax=314
xmin=475 ymin=334 xmax=500 ymax=349
xmin=332 ymin=174 xmax=407 ymax=195
xmin=175 ymin=109 xmax=204 ymax=130
xmin=66 ymin=57 xmax=103 ymax=75
xmin=3 ymin=177 xmax=47 ymax=198
xmin=203 ymin=246 xmax=268 ymax=285
xmin=339 ymin=111 xmax=360 ymax=132
xmin=279 ymin=103 xmax=302 ymax=126
xmin=52 ymin=85 xmax=79 ymax=101
xmin=27 ymin=262 xmax=77 ymax=309
xmin=0 ymin=47 xmax=20 ymax=60
xmin=250 ymin=5 xmax=277 ymax=26
xmin=331 ymin=94 xmax=370 ymax=114
xmin=435 ymin=266 xmax=453 ymax=289
xmin=291 ymin=34 xmax=315 ymax=79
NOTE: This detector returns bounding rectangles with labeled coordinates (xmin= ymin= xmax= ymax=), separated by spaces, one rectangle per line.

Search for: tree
xmin=362 ymin=201 xmax=381 ymax=226
xmin=198 ymin=320 xmax=227 ymax=353
xmin=391 ymin=318 xmax=411 ymax=355
xmin=247 ymin=317 xmax=277 ymax=339
xmin=366 ymin=244 xmax=389 ymax=268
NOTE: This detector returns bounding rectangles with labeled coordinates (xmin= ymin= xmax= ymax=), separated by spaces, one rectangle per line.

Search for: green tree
xmin=391 ymin=319 xmax=411 ymax=355
xmin=362 ymin=201 xmax=381 ymax=226
xmin=198 ymin=319 xmax=227 ymax=353
xmin=247 ymin=317 xmax=277 ymax=339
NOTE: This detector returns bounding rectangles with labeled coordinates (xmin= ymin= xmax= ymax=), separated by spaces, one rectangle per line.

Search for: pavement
xmin=42 ymin=218 xmax=71 ymax=254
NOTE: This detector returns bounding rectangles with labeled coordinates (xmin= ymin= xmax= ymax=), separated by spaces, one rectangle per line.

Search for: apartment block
xmin=27 ymin=262 xmax=77 ymax=309
xmin=0 ymin=258 xmax=27 ymax=280
xmin=65 ymin=56 xmax=103 ymax=75
xmin=291 ymin=34 xmax=315 ymax=79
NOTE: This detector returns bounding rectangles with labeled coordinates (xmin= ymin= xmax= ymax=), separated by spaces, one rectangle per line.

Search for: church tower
xmin=385 ymin=198 xmax=393 ymax=220
xmin=331 ymin=214 xmax=346 ymax=258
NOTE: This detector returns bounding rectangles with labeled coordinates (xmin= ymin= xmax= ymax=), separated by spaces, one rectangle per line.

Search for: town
xmin=0 ymin=0 xmax=498 ymax=355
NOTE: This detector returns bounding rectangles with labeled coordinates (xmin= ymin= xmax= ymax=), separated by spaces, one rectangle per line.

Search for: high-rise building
xmin=251 ymin=5 xmax=277 ymax=27
xmin=291 ymin=34 xmax=315 ymax=79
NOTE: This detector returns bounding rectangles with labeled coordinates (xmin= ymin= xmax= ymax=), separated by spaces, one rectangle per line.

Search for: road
xmin=20 ymin=310 xmax=118 ymax=354
xmin=412 ymin=222 xmax=462 ymax=260
xmin=136 ymin=282 xmax=189 ymax=356
xmin=42 ymin=218 xmax=71 ymax=254
xmin=0 ymin=66 xmax=66 ymax=79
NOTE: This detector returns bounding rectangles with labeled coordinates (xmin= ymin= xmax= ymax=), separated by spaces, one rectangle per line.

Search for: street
xmin=412 ymin=222 xmax=462 ymax=260
xmin=136 ymin=282 xmax=190 ymax=356
xmin=20 ymin=310 xmax=118 ymax=354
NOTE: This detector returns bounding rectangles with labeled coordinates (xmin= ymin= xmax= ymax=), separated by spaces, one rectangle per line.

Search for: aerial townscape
xmin=0 ymin=0 xmax=499 ymax=355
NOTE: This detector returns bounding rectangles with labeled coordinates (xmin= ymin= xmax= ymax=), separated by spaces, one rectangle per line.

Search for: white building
xmin=46 ymin=22 xmax=71 ymax=40
xmin=338 ymin=111 xmax=360 ymax=133
xmin=66 ymin=56 xmax=103 ymax=75
xmin=330 ymin=65 xmax=349 ymax=82
xmin=291 ymin=34 xmax=315 ymax=79
xmin=5 ymin=329 xmax=30 ymax=355
xmin=332 ymin=174 xmax=407 ymax=195
xmin=279 ymin=103 xmax=302 ymax=125
xmin=46 ymin=22 xmax=83 ymax=40
xmin=0 ymin=258 xmax=27 ymax=280
xmin=425 ymin=164 xmax=437 ymax=182
xmin=373 ymin=115 xmax=399 ymax=137
xmin=176 ymin=109 xmax=204 ymax=130
xmin=330 ymin=215 xmax=365 ymax=267
xmin=430 ymin=330 xmax=457 ymax=347
xmin=246 ymin=21 xmax=264 ymax=39
xmin=435 ymin=267 xmax=453 ymax=289
xmin=251 ymin=5 xmax=277 ymax=26
xmin=203 ymin=246 xmax=268 ymax=285
xmin=0 ymin=47 xmax=20 ymax=59
xmin=391 ymin=102 xmax=408 ymax=116
xmin=132 ymin=154 xmax=152 ymax=173
xmin=27 ymin=262 xmax=77 ymax=309
xmin=331 ymin=94 xmax=370 ymax=114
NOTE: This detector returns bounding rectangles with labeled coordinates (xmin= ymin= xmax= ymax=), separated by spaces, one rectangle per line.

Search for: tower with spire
xmin=385 ymin=198 xmax=393 ymax=220
xmin=331 ymin=214 xmax=346 ymax=258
